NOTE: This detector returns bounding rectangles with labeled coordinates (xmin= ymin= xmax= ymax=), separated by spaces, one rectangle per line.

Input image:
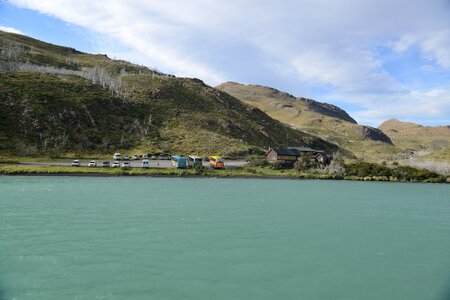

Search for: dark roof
xmin=270 ymin=148 xmax=300 ymax=156
xmin=269 ymin=147 xmax=325 ymax=156
xmin=293 ymin=147 xmax=325 ymax=153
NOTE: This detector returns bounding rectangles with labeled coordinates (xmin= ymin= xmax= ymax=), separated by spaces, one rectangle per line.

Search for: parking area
xmin=19 ymin=159 xmax=248 ymax=169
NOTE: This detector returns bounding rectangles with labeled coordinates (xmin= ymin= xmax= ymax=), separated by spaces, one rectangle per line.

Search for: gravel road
xmin=19 ymin=159 xmax=248 ymax=169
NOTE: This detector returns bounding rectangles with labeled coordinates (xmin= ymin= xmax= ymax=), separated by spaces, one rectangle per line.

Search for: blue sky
xmin=1 ymin=0 xmax=450 ymax=127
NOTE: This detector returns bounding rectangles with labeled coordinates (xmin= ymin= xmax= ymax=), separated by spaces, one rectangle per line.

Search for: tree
xmin=294 ymin=153 xmax=316 ymax=171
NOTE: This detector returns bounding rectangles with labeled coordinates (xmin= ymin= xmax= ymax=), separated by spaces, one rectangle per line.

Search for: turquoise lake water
xmin=0 ymin=176 xmax=449 ymax=300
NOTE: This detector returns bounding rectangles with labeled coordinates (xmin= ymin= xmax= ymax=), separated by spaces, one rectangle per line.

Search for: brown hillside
xmin=379 ymin=119 xmax=450 ymax=153
xmin=217 ymin=82 xmax=399 ymax=161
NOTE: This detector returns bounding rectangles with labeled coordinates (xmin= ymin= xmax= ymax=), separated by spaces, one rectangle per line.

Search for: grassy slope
xmin=217 ymin=82 xmax=401 ymax=161
xmin=0 ymin=31 xmax=338 ymax=157
xmin=379 ymin=119 xmax=450 ymax=154
xmin=419 ymin=146 xmax=450 ymax=162
xmin=0 ymin=72 xmax=156 ymax=154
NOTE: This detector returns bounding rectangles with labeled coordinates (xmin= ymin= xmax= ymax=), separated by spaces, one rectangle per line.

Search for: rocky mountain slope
xmin=0 ymin=30 xmax=338 ymax=157
xmin=217 ymin=82 xmax=397 ymax=161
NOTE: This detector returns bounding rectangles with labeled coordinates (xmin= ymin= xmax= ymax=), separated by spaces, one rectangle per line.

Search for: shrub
xmin=249 ymin=159 xmax=268 ymax=167
xmin=344 ymin=162 xmax=444 ymax=182
xmin=324 ymin=159 xmax=345 ymax=176
xmin=194 ymin=164 xmax=204 ymax=175
xmin=293 ymin=160 xmax=305 ymax=171
xmin=344 ymin=162 xmax=391 ymax=177
xmin=245 ymin=168 xmax=257 ymax=174
xmin=293 ymin=153 xmax=318 ymax=171
xmin=271 ymin=161 xmax=285 ymax=170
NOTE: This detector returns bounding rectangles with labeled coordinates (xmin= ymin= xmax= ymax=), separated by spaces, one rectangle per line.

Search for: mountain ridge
xmin=0 ymin=30 xmax=339 ymax=157
xmin=219 ymin=82 xmax=358 ymax=124
xmin=216 ymin=82 xmax=397 ymax=161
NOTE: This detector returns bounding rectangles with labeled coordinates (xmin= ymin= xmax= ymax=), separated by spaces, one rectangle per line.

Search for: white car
xmin=112 ymin=161 xmax=120 ymax=168
xmin=123 ymin=155 xmax=129 ymax=161
xmin=113 ymin=153 xmax=122 ymax=160
xmin=122 ymin=162 xmax=131 ymax=168
xmin=88 ymin=160 xmax=97 ymax=167
xmin=150 ymin=154 xmax=157 ymax=160
xmin=159 ymin=154 xmax=170 ymax=160
xmin=71 ymin=160 xmax=80 ymax=167
xmin=142 ymin=159 xmax=149 ymax=168
xmin=143 ymin=154 xmax=148 ymax=159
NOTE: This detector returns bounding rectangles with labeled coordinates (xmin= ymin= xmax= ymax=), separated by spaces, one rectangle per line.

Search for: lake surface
xmin=0 ymin=176 xmax=449 ymax=300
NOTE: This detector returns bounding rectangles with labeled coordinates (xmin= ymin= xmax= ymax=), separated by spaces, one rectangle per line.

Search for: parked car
xmin=159 ymin=153 xmax=170 ymax=160
xmin=150 ymin=154 xmax=157 ymax=160
xmin=143 ymin=154 xmax=149 ymax=159
xmin=142 ymin=159 xmax=150 ymax=168
xmin=102 ymin=161 xmax=110 ymax=168
xmin=171 ymin=155 xmax=187 ymax=169
xmin=123 ymin=155 xmax=129 ymax=161
xmin=88 ymin=160 xmax=97 ymax=167
xmin=187 ymin=156 xmax=203 ymax=168
xmin=122 ymin=161 xmax=130 ymax=168
xmin=112 ymin=161 xmax=120 ymax=168
xmin=71 ymin=160 xmax=80 ymax=167
xmin=133 ymin=155 xmax=140 ymax=160
xmin=113 ymin=153 xmax=122 ymax=160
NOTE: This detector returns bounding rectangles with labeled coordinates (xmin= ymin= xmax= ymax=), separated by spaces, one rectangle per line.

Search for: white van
xmin=142 ymin=159 xmax=150 ymax=168
xmin=113 ymin=152 xmax=122 ymax=160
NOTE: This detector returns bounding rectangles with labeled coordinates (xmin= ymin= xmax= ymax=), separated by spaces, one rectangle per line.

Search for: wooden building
xmin=266 ymin=147 xmax=329 ymax=166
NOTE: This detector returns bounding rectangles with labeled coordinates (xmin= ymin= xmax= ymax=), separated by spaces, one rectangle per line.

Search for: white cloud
xmin=6 ymin=0 xmax=450 ymax=125
xmin=352 ymin=88 xmax=450 ymax=126
xmin=8 ymin=0 xmax=227 ymax=84
xmin=0 ymin=25 xmax=23 ymax=34
xmin=392 ymin=30 xmax=450 ymax=69
xmin=291 ymin=48 xmax=399 ymax=95
xmin=419 ymin=30 xmax=450 ymax=69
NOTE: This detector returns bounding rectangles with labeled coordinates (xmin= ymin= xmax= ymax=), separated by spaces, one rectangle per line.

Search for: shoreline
xmin=0 ymin=165 xmax=447 ymax=184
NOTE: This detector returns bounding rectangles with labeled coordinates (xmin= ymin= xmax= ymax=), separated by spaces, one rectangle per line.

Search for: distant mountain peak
xmin=217 ymin=82 xmax=357 ymax=124
xmin=379 ymin=119 xmax=423 ymax=131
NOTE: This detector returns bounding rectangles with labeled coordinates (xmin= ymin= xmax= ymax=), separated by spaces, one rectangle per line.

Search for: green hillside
xmin=0 ymin=30 xmax=338 ymax=157
xmin=216 ymin=82 xmax=403 ymax=161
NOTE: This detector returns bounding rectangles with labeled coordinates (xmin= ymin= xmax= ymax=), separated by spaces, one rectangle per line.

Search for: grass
xmin=379 ymin=119 xmax=450 ymax=153
xmin=1 ymin=165 xmax=447 ymax=183
xmin=0 ymin=157 xmax=19 ymax=164
xmin=1 ymin=31 xmax=339 ymax=158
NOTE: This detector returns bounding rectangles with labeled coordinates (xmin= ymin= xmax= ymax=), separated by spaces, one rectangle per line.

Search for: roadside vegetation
xmin=0 ymin=160 xmax=447 ymax=183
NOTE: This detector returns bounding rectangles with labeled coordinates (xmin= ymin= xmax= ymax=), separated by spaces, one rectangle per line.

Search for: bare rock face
xmin=361 ymin=126 xmax=393 ymax=144
xmin=301 ymin=98 xmax=357 ymax=124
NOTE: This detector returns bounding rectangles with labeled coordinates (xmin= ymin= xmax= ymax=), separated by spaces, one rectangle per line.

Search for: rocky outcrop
xmin=301 ymin=98 xmax=357 ymax=124
xmin=361 ymin=126 xmax=393 ymax=144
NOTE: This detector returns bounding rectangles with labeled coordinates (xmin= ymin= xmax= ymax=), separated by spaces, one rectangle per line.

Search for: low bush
xmin=248 ymin=159 xmax=269 ymax=167
xmin=194 ymin=164 xmax=204 ymax=175
xmin=344 ymin=162 xmax=444 ymax=182
xmin=271 ymin=161 xmax=285 ymax=170
xmin=293 ymin=153 xmax=319 ymax=171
